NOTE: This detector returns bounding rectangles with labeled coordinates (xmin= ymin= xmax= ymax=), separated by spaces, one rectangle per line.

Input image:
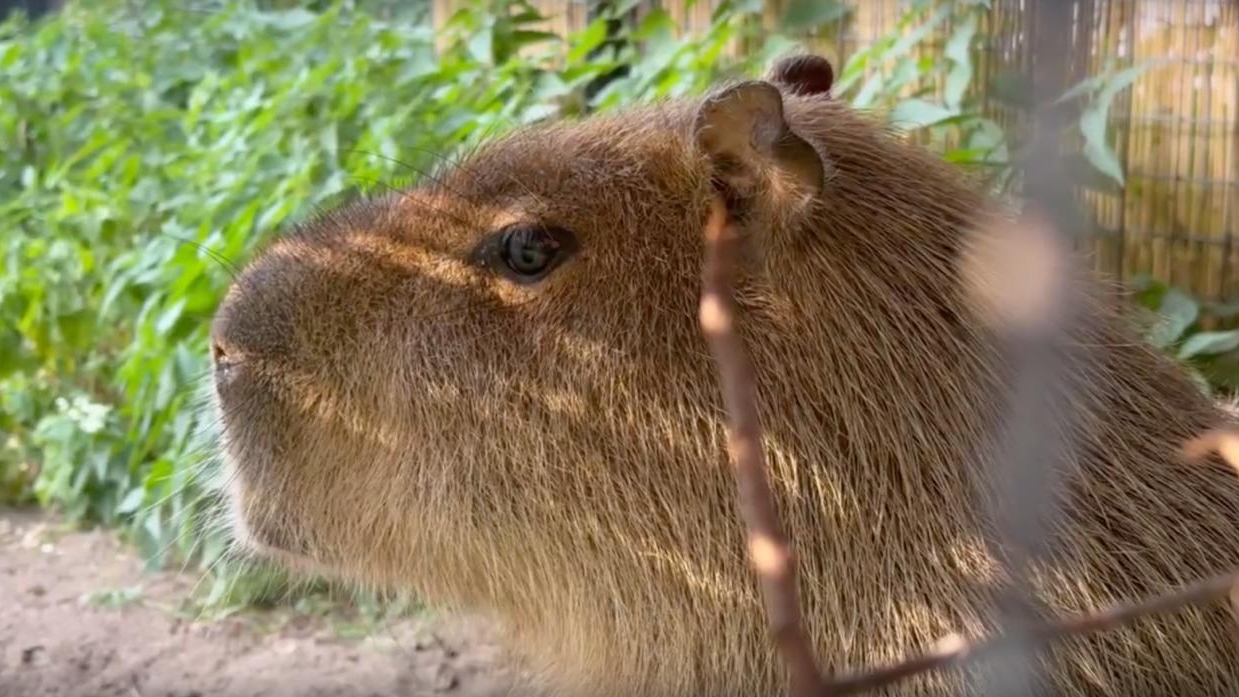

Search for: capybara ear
xmin=766 ymin=53 xmax=835 ymax=97
xmin=692 ymin=80 xmax=825 ymax=208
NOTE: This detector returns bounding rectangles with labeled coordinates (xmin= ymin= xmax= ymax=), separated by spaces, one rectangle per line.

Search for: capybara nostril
xmin=211 ymin=339 xmax=228 ymax=364
xmin=210 ymin=337 xmax=240 ymax=390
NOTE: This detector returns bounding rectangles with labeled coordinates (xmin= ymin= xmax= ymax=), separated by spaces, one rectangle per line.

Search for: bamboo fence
xmin=431 ymin=0 xmax=1239 ymax=305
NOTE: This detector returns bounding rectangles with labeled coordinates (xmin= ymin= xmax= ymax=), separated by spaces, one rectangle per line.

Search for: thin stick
xmin=967 ymin=0 xmax=1083 ymax=689
xmin=699 ymin=194 xmax=832 ymax=697
xmin=823 ymin=428 xmax=1239 ymax=694
xmin=698 ymin=174 xmax=1239 ymax=697
xmin=826 ymin=567 xmax=1239 ymax=694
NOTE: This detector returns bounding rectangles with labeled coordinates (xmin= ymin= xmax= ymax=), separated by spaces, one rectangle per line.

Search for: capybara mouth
xmin=221 ymin=468 xmax=316 ymax=566
xmin=226 ymin=505 xmax=334 ymax=579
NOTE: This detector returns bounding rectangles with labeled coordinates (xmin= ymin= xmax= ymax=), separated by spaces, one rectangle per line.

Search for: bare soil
xmin=0 ymin=507 xmax=514 ymax=697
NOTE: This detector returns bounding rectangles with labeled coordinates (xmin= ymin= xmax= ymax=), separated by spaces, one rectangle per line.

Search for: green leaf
xmin=1080 ymin=106 xmax=1125 ymax=187
xmin=154 ymin=297 xmax=185 ymax=335
xmin=1072 ymin=61 xmax=1159 ymax=188
xmin=942 ymin=14 xmax=977 ymax=109
xmin=567 ymin=17 xmax=610 ymax=63
xmin=56 ymin=309 xmax=95 ymax=352
xmin=889 ymin=98 xmax=958 ymax=131
xmin=1178 ymin=331 xmax=1239 ymax=360
xmin=609 ymin=0 xmax=645 ymax=14
xmin=779 ymin=0 xmax=851 ymax=31
xmin=727 ymin=0 xmax=765 ymax=14
xmin=116 ymin=486 xmax=147 ymax=515
xmin=1097 ymin=61 xmax=1159 ymax=104
xmin=144 ymin=458 xmax=175 ymax=491
xmin=1147 ymin=288 xmax=1199 ymax=349
xmin=883 ymin=4 xmax=952 ymax=62
xmin=509 ymin=30 xmax=561 ymax=48
xmin=1130 ymin=274 xmax=1164 ymax=306
xmin=987 ymin=70 xmax=1035 ymax=110
xmin=1201 ymin=354 xmax=1239 ymax=391
xmin=466 ymin=22 xmax=494 ymax=63
xmin=1187 ymin=366 xmax=1214 ymax=398
xmin=1062 ymin=152 xmax=1124 ymax=195
xmin=1206 ymin=301 xmax=1239 ymax=320
xmin=1057 ymin=73 xmax=1108 ymax=105
xmin=0 ymin=326 xmax=26 ymax=378
xmin=943 ymin=147 xmax=1006 ymax=165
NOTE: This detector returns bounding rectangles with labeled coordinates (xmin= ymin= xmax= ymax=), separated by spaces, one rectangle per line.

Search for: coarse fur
xmin=208 ymin=56 xmax=1239 ymax=696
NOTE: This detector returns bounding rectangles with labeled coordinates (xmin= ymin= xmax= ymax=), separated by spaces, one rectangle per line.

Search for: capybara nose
xmin=211 ymin=338 xmax=228 ymax=363
xmin=209 ymin=333 xmax=243 ymax=392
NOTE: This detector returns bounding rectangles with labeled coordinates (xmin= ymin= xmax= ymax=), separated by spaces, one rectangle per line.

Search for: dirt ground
xmin=0 ymin=507 xmax=514 ymax=697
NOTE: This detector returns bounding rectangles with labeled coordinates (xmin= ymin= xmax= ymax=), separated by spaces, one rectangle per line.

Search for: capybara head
xmin=210 ymin=53 xmax=1239 ymax=696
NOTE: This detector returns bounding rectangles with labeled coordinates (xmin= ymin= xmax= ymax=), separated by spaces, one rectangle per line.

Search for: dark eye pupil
xmin=503 ymin=228 xmax=558 ymax=275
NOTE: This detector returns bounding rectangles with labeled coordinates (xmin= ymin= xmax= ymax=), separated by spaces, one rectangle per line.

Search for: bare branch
xmin=699 ymin=194 xmax=832 ymax=697
xmin=965 ymin=212 xmax=1076 ymax=696
xmin=826 ymin=567 xmax=1239 ymax=695
xmin=959 ymin=1 xmax=1084 ymax=692
xmin=693 ymin=2 xmax=1239 ymax=693
xmin=818 ymin=427 xmax=1239 ymax=695
xmin=1183 ymin=428 xmax=1239 ymax=470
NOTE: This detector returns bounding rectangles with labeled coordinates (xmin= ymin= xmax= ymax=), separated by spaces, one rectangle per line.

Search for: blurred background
xmin=0 ymin=0 xmax=1237 ymax=622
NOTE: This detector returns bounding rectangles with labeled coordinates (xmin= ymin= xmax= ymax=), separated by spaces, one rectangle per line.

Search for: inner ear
xmin=692 ymin=80 xmax=825 ymax=208
xmin=767 ymin=54 xmax=835 ymax=97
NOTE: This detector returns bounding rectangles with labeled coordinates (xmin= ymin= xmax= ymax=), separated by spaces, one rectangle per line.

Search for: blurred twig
xmin=826 ymin=428 xmax=1239 ymax=694
xmin=958 ymin=1 xmax=1083 ymax=693
xmin=697 ymin=0 xmax=1239 ymax=692
xmin=826 ymin=565 xmax=1239 ymax=695
xmin=700 ymin=163 xmax=1239 ymax=697
xmin=699 ymin=194 xmax=833 ymax=697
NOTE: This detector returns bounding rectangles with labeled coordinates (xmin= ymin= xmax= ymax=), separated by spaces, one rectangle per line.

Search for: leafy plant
xmin=1131 ymin=276 xmax=1239 ymax=396
xmin=826 ymin=0 xmax=1013 ymax=185
xmin=0 ymin=0 xmax=577 ymax=593
xmin=82 ymin=584 xmax=145 ymax=609
xmin=0 ymin=0 xmax=821 ymax=609
xmin=0 ymin=0 xmax=1166 ymax=615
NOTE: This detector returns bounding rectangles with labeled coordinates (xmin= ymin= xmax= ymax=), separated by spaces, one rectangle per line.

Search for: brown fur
xmin=209 ymin=58 xmax=1239 ymax=696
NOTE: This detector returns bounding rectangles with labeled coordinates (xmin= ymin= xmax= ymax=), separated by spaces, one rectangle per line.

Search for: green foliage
xmin=784 ymin=0 xmax=1153 ymax=198
xmin=0 ymin=0 xmax=1161 ymax=611
xmin=0 ymin=0 xmax=578 ymax=581
xmin=82 ymin=584 xmax=145 ymax=609
xmin=1131 ymin=276 xmax=1239 ymax=396
xmin=778 ymin=0 xmax=850 ymax=31
xmin=1060 ymin=59 xmax=1163 ymax=188
xmin=0 ymin=0 xmax=798 ymax=606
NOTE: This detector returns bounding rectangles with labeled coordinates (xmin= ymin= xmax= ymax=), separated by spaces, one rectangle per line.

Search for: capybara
xmin=208 ymin=53 xmax=1239 ymax=696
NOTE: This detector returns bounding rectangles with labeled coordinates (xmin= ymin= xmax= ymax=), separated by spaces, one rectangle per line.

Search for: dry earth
xmin=0 ymin=507 xmax=514 ymax=697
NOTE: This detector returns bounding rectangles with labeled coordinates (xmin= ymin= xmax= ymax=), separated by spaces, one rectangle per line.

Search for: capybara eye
xmin=484 ymin=223 xmax=576 ymax=284
xmin=504 ymin=226 xmax=556 ymax=275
